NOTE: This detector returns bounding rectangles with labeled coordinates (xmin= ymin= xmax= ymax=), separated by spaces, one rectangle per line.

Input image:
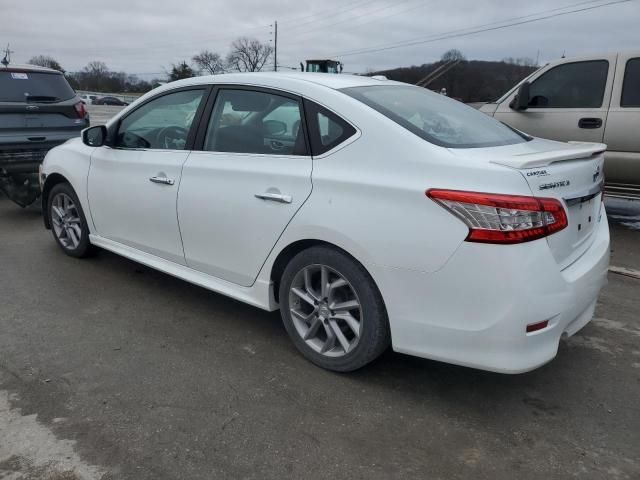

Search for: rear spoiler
xmin=490 ymin=142 xmax=607 ymax=169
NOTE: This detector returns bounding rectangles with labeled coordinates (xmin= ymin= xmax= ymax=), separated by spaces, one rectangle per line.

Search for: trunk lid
xmin=450 ymin=138 xmax=606 ymax=269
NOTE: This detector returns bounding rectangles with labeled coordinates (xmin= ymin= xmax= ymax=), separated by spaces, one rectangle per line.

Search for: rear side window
xmin=303 ymin=100 xmax=356 ymax=155
xmin=204 ymin=89 xmax=307 ymax=156
xmin=621 ymin=58 xmax=640 ymax=107
xmin=527 ymin=60 xmax=609 ymax=108
xmin=342 ymin=85 xmax=527 ymax=148
xmin=0 ymin=71 xmax=75 ymax=102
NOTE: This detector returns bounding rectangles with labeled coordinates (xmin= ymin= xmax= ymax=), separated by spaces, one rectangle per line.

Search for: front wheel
xmin=48 ymin=183 xmax=94 ymax=258
xmin=279 ymin=246 xmax=390 ymax=372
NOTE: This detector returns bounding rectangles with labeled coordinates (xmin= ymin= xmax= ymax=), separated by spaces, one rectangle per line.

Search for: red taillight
xmin=74 ymin=101 xmax=87 ymax=119
xmin=426 ymin=189 xmax=568 ymax=244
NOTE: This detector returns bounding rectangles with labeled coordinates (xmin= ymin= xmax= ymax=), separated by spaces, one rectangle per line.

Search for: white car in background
xmin=39 ymin=73 xmax=610 ymax=373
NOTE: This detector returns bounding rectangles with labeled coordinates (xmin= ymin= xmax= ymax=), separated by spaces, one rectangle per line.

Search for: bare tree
xmin=84 ymin=61 xmax=109 ymax=77
xmin=441 ymin=49 xmax=466 ymax=62
xmin=28 ymin=55 xmax=65 ymax=72
xmin=226 ymin=37 xmax=273 ymax=72
xmin=192 ymin=50 xmax=225 ymax=75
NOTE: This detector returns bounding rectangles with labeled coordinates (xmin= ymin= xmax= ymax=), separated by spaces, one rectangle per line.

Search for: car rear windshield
xmin=341 ymin=85 xmax=529 ymax=148
xmin=0 ymin=70 xmax=75 ymax=103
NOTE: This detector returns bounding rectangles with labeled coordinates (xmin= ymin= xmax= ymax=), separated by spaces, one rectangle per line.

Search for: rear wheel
xmin=48 ymin=183 xmax=94 ymax=258
xmin=279 ymin=246 xmax=390 ymax=372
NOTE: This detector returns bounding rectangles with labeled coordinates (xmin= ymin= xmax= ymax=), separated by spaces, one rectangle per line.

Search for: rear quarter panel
xmin=260 ymin=93 xmax=535 ymax=288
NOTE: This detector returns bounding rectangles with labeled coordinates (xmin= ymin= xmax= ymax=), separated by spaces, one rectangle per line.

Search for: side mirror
xmin=82 ymin=125 xmax=107 ymax=147
xmin=264 ymin=120 xmax=287 ymax=136
xmin=510 ymin=81 xmax=531 ymax=111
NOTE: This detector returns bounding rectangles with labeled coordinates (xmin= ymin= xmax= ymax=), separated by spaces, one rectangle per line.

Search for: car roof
xmin=0 ymin=63 xmax=62 ymax=74
xmin=165 ymin=72 xmax=401 ymax=92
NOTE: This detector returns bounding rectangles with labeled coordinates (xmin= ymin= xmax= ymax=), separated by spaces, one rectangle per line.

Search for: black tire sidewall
xmin=47 ymin=183 xmax=92 ymax=258
xmin=279 ymin=246 xmax=390 ymax=372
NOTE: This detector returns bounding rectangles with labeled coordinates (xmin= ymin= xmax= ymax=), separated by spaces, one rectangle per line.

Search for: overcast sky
xmin=1 ymin=0 xmax=638 ymax=78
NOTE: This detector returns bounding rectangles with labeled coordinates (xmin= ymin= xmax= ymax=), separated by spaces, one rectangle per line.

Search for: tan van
xmin=480 ymin=52 xmax=640 ymax=199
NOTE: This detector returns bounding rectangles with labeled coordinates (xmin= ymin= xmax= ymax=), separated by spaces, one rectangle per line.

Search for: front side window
xmin=115 ymin=89 xmax=205 ymax=150
xmin=342 ymin=85 xmax=527 ymax=148
xmin=621 ymin=58 xmax=640 ymax=107
xmin=204 ymin=89 xmax=306 ymax=155
xmin=527 ymin=60 xmax=609 ymax=108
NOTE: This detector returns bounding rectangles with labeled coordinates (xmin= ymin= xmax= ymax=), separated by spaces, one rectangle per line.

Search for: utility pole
xmin=1 ymin=43 xmax=14 ymax=67
xmin=274 ymin=21 xmax=278 ymax=72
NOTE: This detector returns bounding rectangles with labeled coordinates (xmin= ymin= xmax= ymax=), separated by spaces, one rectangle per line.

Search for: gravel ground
xmin=0 ymin=195 xmax=639 ymax=480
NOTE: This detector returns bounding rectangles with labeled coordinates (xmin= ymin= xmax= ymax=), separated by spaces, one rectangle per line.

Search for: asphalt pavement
xmin=0 ymin=195 xmax=639 ymax=480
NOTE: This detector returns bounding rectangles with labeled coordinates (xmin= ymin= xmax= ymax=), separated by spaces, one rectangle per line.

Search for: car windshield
xmin=341 ymin=84 xmax=529 ymax=148
xmin=0 ymin=71 xmax=75 ymax=103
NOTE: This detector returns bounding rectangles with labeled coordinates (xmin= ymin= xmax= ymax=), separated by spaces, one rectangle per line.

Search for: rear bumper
xmin=375 ymin=211 xmax=610 ymax=373
xmin=0 ymin=137 xmax=78 ymax=174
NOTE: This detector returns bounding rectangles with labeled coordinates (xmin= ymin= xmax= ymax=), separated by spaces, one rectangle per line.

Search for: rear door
xmin=602 ymin=53 xmax=640 ymax=190
xmin=177 ymin=86 xmax=313 ymax=287
xmin=493 ymin=56 xmax=617 ymax=143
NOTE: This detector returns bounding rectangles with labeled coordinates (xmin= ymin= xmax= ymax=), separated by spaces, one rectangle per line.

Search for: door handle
xmin=254 ymin=192 xmax=292 ymax=204
xmin=578 ymin=117 xmax=603 ymax=129
xmin=149 ymin=176 xmax=175 ymax=185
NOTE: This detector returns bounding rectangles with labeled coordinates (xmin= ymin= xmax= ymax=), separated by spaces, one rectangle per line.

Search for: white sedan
xmin=40 ymin=73 xmax=610 ymax=373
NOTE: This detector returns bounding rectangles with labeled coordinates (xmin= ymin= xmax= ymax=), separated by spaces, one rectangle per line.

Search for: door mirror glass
xmin=82 ymin=125 xmax=107 ymax=147
xmin=263 ymin=119 xmax=287 ymax=135
xmin=510 ymin=82 xmax=531 ymax=111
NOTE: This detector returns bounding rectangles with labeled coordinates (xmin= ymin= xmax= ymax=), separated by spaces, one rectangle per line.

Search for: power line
xmin=331 ymin=0 xmax=633 ymax=58
xmin=280 ymin=0 xmax=383 ymax=29
xmin=333 ymin=0 xmax=609 ymax=56
xmin=287 ymin=0 xmax=421 ymax=37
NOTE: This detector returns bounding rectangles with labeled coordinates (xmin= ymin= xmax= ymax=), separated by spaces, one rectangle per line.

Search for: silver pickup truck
xmin=0 ymin=64 xmax=89 ymax=206
xmin=481 ymin=51 xmax=640 ymax=199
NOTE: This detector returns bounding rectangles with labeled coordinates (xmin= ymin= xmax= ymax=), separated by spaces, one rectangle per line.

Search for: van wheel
xmin=48 ymin=183 xmax=94 ymax=258
xmin=279 ymin=246 xmax=390 ymax=372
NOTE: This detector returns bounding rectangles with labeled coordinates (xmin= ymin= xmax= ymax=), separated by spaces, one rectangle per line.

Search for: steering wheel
xmin=156 ymin=126 xmax=189 ymax=149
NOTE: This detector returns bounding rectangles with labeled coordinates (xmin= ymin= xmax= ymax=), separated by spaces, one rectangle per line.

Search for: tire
xmin=279 ymin=246 xmax=390 ymax=372
xmin=47 ymin=183 xmax=94 ymax=258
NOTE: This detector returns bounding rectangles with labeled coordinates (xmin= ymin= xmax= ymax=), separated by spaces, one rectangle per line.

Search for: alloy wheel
xmin=51 ymin=193 xmax=83 ymax=250
xmin=289 ymin=264 xmax=362 ymax=357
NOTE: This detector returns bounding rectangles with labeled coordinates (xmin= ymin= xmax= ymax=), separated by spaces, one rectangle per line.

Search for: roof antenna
xmin=1 ymin=43 xmax=13 ymax=66
xmin=561 ymin=50 xmax=566 ymax=59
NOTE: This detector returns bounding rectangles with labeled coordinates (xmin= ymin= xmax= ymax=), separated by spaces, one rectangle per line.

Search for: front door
xmin=88 ymin=88 xmax=207 ymax=264
xmin=493 ymin=56 xmax=617 ymax=143
xmin=178 ymin=87 xmax=313 ymax=286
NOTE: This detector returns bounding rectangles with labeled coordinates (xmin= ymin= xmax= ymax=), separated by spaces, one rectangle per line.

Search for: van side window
xmin=621 ymin=58 xmax=640 ymax=108
xmin=527 ymin=61 xmax=609 ymax=108
xmin=303 ymin=100 xmax=356 ymax=155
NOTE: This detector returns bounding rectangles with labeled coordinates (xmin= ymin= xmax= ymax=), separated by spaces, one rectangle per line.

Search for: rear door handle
xmin=149 ymin=176 xmax=175 ymax=185
xmin=578 ymin=117 xmax=603 ymax=129
xmin=254 ymin=192 xmax=292 ymax=204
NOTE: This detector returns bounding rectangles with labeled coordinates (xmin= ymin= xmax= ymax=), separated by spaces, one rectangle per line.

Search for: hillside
xmin=373 ymin=60 xmax=537 ymax=103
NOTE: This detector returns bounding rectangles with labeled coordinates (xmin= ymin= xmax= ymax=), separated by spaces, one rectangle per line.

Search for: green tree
xmin=169 ymin=61 xmax=195 ymax=81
